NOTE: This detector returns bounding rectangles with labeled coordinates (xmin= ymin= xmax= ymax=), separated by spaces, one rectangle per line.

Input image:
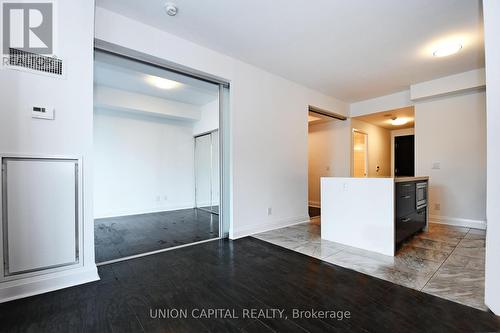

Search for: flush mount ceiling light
xmin=391 ymin=117 xmax=408 ymax=126
xmin=421 ymin=34 xmax=472 ymax=59
xmin=145 ymin=75 xmax=181 ymax=90
xmin=164 ymin=2 xmax=178 ymax=16
xmin=433 ymin=41 xmax=463 ymax=57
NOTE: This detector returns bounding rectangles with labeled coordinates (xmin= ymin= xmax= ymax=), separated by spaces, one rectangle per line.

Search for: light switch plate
xmin=32 ymin=106 xmax=54 ymax=120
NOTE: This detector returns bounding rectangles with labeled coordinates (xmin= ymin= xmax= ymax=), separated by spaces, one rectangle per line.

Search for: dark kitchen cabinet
xmin=395 ymin=180 xmax=428 ymax=246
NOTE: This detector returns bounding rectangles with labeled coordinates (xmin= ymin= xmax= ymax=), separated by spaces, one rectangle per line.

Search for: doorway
xmin=93 ymin=46 xmax=229 ymax=264
xmin=395 ymin=135 xmax=415 ymax=177
xmin=353 ymin=130 xmax=368 ymax=177
xmin=307 ymin=108 xmax=348 ymax=219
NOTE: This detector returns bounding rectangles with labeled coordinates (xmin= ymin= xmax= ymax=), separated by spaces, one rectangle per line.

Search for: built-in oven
xmin=416 ymin=182 xmax=428 ymax=209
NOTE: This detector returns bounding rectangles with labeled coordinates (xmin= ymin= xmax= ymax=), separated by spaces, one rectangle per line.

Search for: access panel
xmin=2 ymin=157 xmax=79 ymax=276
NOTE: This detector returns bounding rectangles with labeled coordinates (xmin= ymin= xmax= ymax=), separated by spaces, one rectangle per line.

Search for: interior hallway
xmin=253 ymin=221 xmax=486 ymax=310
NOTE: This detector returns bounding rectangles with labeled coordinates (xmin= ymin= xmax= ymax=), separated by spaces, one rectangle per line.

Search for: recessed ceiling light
xmin=391 ymin=117 xmax=408 ymax=126
xmin=433 ymin=42 xmax=463 ymax=57
xmin=164 ymin=2 xmax=178 ymax=16
xmin=145 ymin=75 xmax=181 ymax=90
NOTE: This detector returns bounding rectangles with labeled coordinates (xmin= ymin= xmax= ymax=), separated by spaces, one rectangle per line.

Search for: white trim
xmin=308 ymin=201 xmax=321 ymax=208
xmin=429 ymin=214 xmax=487 ymax=230
xmin=0 ymin=266 xmax=99 ymax=303
xmin=230 ymin=216 xmax=310 ymax=239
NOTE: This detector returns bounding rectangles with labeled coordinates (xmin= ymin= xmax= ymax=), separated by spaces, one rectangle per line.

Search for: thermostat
xmin=32 ymin=106 xmax=55 ymax=120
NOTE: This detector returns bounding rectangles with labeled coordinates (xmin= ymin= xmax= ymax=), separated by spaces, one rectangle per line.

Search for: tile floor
xmin=253 ymin=220 xmax=487 ymax=311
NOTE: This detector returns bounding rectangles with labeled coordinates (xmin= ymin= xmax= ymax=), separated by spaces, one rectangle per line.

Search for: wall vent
xmin=6 ymin=48 xmax=63 ymax=76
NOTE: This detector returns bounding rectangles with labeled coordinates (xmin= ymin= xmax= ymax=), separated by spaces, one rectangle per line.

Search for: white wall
xmin=193 ymin=99 xmax=219 ymax=135
xmin=95 ymin=86 xmax=201 ymax=121
xmin=94 ymin=109 xmax=196 ymax=218
xmin=351 ymin=119 xmax=391 ymax=177
xmin=390 ymin=128 xmax=415 ymax=177
xmin=483 ymin=0 xmax=500 ymax=316
xmin=415 ymin=91 xmax=486 ymax=229
xmin=350 ymin=90 xmax=412 ymax=117
xmin=351 ymin=70 xmax=487 ymax=230
xmin=411 ymin=68 xmax=485 ymax=101
xmin=308 ymin=120 xmax=351 ymax=206
xmin=0 ymin=1 xmax=98 ymax=301
xmin=94 ymin=7 xmax=349 ymax=238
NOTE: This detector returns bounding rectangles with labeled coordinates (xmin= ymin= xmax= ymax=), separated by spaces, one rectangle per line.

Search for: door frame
xmin=391 ymin=129 xmax=415 ymax=177
xmin=194 ymin=129 xmax=220 ymax=215
xmin=351 ymin=129 xmax=368 ymax=177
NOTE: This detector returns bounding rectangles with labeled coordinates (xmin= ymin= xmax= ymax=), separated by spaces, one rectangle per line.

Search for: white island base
xmin=321 ymin=177 xmax=396 ymax=256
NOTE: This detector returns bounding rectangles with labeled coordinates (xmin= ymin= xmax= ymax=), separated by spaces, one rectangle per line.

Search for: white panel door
xmin=3 ymin=158 xmax=78 ymax=275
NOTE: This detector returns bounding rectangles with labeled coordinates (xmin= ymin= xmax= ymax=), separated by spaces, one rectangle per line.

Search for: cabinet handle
xmin=401 ymin=184 xmax=412 ymax=187
xmin=402 ymin=218 xmax=411 ymax=222
xmin=403 ymin=195 xmax=411 ymax=199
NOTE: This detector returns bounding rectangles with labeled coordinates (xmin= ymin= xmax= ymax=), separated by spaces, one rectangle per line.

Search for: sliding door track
xmin=96 ymin=237 xmax=224 ymax=266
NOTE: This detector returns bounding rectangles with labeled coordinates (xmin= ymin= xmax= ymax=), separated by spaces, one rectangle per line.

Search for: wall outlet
xmin=432 ymin=162 xmax=441 ymax=170
xmin=156 ymin=196 xmax=161 ymax=202
xmin=434 ymin=203 xmax=441 ymax=211
xmin=164 ymin=195 xmax=168 ymax=201
xmin=326 ymin=166 xmax=330 ymax=172
xmin=267 ymin=207 xmax=272 ymax=216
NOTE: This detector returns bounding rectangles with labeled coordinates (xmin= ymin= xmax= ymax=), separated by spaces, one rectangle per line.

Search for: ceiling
xmin=94 ymin=50 xmax=219 ymax=106
xmin=353 ymin=106 xmax=415 ymax=129
xmin=96 ymin=0 xmax=484 ymax=102
xmin=308 ymin=112 xmax=337 ymax=126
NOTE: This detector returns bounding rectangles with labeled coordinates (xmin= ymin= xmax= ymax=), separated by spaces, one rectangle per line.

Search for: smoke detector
xmin=165 ymin=2 xmax=178 ymax=16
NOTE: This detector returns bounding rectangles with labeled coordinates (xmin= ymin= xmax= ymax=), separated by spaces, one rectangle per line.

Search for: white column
xmin=484 ymin=0 xmax=500 ymax=315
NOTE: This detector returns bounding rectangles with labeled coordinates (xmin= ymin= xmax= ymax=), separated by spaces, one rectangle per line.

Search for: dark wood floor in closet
xmin=95 ymin=208 xmax=219 ymax=262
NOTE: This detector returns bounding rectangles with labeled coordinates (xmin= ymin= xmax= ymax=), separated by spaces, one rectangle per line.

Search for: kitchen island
xmin=320 ymin=176 xmax=428 ymax=256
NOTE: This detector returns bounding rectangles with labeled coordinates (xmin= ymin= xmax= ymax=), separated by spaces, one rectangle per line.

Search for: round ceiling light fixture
xmin=433 ymin=41 xmax=462 ymax=57
xmin=164 ymin=2 xmax=178 ymax=16
xmin=391 ymin=117 xmax=408 ymax=126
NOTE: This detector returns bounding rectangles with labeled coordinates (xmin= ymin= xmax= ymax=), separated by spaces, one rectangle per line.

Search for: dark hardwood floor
xmin=308 ymin=206 xmax=321 ymax=218
xmin=1 ymin=237 xmax=499 ymax=332
xmin=95 ymin=208 xmax=219 ymax=262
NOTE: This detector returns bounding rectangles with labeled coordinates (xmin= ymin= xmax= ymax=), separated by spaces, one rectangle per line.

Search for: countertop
xmin=394 ymin=176 xmax=429 ymax=183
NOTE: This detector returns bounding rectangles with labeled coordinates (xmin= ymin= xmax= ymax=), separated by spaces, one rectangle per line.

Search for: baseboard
xmin=485 ymin=294 xmax=500 ymax=316
xmin=429 ymin=214 xmax=487 ymax=230
xmin=94 ymin=203 xmax=195 ymax=219
xmin=230 ymin=215 xmax=310 ymax=239
xmin=0 ymin=266 xmax=99 ymax=303
xmin=308 ymin=201 xmax=321 ymax=208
